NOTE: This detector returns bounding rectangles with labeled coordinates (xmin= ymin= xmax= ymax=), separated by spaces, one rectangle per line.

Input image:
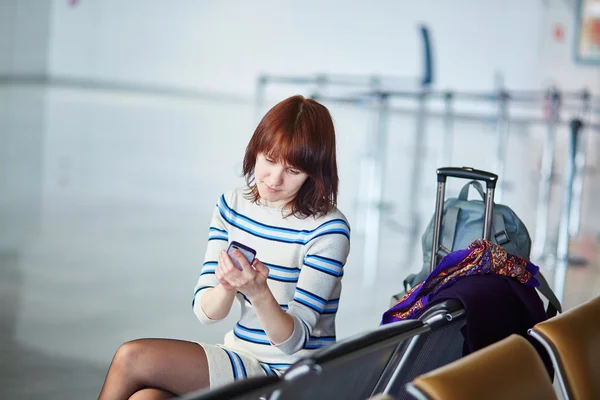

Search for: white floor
xmin=1 ymin=84 xmax=598 ymax=398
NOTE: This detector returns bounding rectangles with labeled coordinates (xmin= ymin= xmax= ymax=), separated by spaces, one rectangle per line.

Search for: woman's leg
xmin=98 ymin=338 xmax=210 ymax=400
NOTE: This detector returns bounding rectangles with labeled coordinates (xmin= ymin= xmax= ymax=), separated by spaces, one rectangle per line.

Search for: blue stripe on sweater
xmin=217 ymin=196 xmax=350 ymax=243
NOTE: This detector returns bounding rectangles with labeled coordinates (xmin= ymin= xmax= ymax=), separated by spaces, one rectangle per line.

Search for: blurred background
xmin=1 ymin=0 xmax=599 ymax=398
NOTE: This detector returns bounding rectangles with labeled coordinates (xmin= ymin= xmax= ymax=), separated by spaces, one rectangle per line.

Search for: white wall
xmin=0 ymin=1 xmax=15 ymax=75
xmin=0 ymin=0 xmax=50 ymax=249
xmin=48 ymin=0 xmax=543 ymax=95
xmin=0 ymin=0 xmax=51 ymax=75
xmin=0 ymin=1 xmax=592 ymax=96
xmin=537 ymin=0 xmax=600 ymax=92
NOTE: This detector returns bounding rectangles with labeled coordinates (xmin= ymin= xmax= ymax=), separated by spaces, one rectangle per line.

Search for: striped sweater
xmin=192 ymin=187 xmax=351 ymax=367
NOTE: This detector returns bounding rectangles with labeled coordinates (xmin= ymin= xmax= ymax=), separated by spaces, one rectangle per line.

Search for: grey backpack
xmin=402 ymin=180 xmax=561 ymax=317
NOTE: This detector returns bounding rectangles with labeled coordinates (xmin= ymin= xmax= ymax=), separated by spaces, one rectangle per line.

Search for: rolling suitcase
xmin=389 ymin=166 xmax=498 ymax=309
xmin=390 ymin=166 xmax=561 ymax=318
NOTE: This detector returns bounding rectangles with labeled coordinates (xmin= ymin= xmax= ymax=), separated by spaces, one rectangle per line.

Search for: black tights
xmin=98 ymin=338 xmax=210 ymax=400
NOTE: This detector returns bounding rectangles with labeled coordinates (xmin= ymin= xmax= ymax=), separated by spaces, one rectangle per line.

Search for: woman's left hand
xmin=217 ymin=250 xmax=271 ymax=301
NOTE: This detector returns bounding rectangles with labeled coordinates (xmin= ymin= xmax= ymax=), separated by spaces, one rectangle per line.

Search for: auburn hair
xmin=243 ymin=95 xmax=339 ymax=218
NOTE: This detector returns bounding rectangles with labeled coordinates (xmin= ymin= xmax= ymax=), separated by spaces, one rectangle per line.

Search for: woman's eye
xmin=288 ymin=169 xmax=300 ymax=175
xmin=265 ymin=157 xmax=275 ymax=164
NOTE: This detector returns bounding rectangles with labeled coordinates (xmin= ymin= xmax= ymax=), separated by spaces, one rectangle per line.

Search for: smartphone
xmin=227 ymin=241 xmax=256 ymax=270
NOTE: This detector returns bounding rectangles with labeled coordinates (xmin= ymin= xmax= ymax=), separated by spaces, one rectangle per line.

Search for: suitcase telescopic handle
xmin=430 ymin=167 xmax=498 ymax=272
xmin=436 ymin=167 xmax=498 ymax=189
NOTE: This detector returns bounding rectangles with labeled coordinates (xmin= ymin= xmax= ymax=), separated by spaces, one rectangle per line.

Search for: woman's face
xmin=254 ymin=153 xmax=309 ymax=209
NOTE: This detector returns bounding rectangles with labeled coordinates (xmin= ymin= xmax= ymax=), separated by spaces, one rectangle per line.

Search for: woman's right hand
xmin=199 ymin=254 xmax=239 ymax=322
xmin=215 ymin=254 xmax=237 ymax=293
xmin=216 ymin=250 xmax=270 ymax=301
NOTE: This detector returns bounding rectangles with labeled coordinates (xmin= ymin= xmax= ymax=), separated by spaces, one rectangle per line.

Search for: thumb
xmin=253 ymin=259 xmax=270 ymax=276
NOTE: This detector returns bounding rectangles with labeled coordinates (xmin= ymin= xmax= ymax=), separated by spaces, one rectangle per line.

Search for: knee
xmin=112 ymin=339 xmax=145 ymax=370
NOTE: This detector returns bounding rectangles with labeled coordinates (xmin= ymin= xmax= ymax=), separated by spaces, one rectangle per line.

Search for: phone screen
xmin=227 ymin=241 xmax=256 ymax=270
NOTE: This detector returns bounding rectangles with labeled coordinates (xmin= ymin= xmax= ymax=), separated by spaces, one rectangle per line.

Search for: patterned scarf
xmin=381 ymin=239 xmax=540 ymax=324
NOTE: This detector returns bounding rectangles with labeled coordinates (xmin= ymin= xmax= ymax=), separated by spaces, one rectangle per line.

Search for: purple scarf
xmin=381 ymin=239 xmax=540 ymax=324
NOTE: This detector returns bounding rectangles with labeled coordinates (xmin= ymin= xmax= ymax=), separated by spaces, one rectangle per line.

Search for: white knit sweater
xmin=192 ymin=187 xmax=351 ymax=366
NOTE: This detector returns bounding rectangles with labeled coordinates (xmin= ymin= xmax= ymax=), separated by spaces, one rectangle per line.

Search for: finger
xmin=221 ymin=252 xmax=245 ymax=284
xmin=253 ymin=259 xmax=270 ymax=278
xmin=214 ymin=263 xmax=227 ymax=284
xmin=216 ymin=264 xmax=228 ymax=282
xmin=218 ymin=251 xmax=226 ymax=270
xmin=249 ymin=258 xmax=258 ymax=271
xmin=231 ymin=250 xmax=252 ymax=270
xmin=217 ymin=268 xmax=236 ymax=288
xmin=220 ymin=251 xmax=240 ymax=273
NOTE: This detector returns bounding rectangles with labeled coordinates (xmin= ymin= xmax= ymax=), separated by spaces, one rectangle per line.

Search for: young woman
xmin=98 ymin=95 xmax=351 ymax=399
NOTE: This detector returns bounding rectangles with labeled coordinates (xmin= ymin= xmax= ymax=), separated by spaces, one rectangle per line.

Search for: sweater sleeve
xmin=275 ymin=217 xmax=351 ymax=354
xmin=192 ymin=194 xmax=230 ymax=324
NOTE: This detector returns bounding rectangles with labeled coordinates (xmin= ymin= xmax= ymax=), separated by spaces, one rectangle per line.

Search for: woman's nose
xmin=269 ymin=168 xmax=284 ymax=185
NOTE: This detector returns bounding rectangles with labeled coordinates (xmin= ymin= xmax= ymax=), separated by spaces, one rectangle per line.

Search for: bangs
xmin=261 ymin=130 xmax=320 ymax=176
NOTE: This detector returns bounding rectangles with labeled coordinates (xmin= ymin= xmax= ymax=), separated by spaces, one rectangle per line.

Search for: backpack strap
xmin=535 ymin=272 xmax=562 ymax=317
xmin=492 ymin=213 xmax=510 ymax=245
xmin=403 ymin=269 xmax=428 ymax=292
xmin=403 ymin=274 xmax=415 ymax=293
xmin=439 ymin=206 xmax=460 ymax=257
xmin=491 ymin=212 xmax=560 ymax=317
xmin=459 ymin=180 xmax=485 ymax=200
xmin=404 ymin=205 xmax=459 ymax=292
xmin=461 ymin=181 xmax=510 ymax=245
